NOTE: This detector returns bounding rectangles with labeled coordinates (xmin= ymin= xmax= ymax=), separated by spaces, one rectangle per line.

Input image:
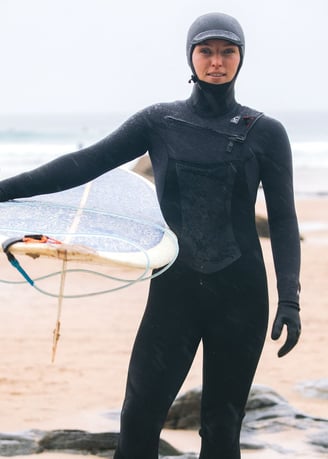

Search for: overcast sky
xmin=1 ymin=0 xmax=327 ymax=115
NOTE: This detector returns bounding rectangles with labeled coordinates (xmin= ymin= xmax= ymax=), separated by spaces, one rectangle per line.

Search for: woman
xmin=0 ymin=12 xmax=301 ymax=459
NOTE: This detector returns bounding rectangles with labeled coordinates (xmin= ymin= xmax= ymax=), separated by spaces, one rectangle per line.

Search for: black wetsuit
xmin=0 ymin=84 xmax=300 ymax=458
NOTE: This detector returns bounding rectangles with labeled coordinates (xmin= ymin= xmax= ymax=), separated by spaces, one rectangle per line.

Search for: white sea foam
xmin=292 ymin=141 xmax=328 ymax=168
xmin=0 ymin=142 xmax=76 ymax=155
xmin=0 ymin=112 xmax=327 ymax=195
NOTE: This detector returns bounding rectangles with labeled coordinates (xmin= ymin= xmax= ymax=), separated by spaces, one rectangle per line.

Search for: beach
xmin=0 ymin=195 xmax=327 ymax=458
xmin=1 ymin=0 xmax=327 ymax=452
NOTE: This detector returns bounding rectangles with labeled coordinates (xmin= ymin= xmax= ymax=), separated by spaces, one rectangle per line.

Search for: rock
xmin=243 ymin=384 xmax=299 ymax=428
xmin=38 ymin=430 xmax=119 ymax=454
xmin=164 ymin=386 xmax=202 ymax=429
xmin=239 ymin=434 xmax=267 ymax=450
xmin=39 ymin=430 xmax=181 ymax=456
xmin=160 ymin=455 xmax=197 ymax=459
xmin=0 ymin=429 xmax=181 ymax=457
xmin=158 ymin=438 xmax=181 ymax=456
xmin=255 ymin=214 xmax=270 ymax=238
xmin=1 ymin=385 xmax=327 ymax=457
xmin=309 ymin=431 xmax=328 ymax=450
xmin=297 ymin=379 xmax=328 ymax=400
xmin=165 ymin=384 xmax=323 ymax=431
xmin=164 ymin=384 xmax=328 ymax=456
xmin=0 ymin=430 xmax=43 ymax=456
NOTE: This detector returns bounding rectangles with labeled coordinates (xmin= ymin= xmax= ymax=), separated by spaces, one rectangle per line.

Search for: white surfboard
xmin=0 ymin=167 xmax=178 ymax=271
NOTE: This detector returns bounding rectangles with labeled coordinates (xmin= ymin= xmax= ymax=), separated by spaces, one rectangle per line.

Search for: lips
xmin=207 ymin=73 xmax=225 ymax=77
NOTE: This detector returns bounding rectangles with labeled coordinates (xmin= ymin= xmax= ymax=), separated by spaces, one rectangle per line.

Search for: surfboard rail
xmin=0 ymin=227 xmax=178 ymax=269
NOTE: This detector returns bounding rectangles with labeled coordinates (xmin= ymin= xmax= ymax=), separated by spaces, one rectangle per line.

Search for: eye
xmin=222 ymin=47 xmax=237 ymax=55
xmin=198 ymin=47 xmax=212 ymax=56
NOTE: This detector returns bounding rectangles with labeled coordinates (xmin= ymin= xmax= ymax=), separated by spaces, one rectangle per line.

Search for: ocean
xmin=0 ymin=110 xmax=327 ymax=197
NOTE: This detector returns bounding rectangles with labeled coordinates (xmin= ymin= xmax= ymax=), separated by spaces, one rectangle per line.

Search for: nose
xmin=211 ymin=52 xmax=223 ymax=67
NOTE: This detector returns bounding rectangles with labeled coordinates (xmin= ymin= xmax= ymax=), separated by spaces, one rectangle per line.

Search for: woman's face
xmin=192 ymin=39 xmax=241 ymax=84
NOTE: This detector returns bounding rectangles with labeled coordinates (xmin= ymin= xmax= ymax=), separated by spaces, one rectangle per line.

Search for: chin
xmin=204 ymin=79 xmax=226 ymax=85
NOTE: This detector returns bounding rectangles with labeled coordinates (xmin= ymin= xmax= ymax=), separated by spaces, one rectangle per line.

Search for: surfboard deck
xmin=0 ymin=167 xmax=178 ymax=270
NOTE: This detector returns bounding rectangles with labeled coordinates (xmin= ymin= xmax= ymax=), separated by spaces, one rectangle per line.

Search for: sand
xmin=0 ymin=197 xmax=327 ymax=458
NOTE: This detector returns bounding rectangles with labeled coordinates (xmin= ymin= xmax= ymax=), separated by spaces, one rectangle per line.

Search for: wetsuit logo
xmin=230 ymin=115 xmax=241 ymax=124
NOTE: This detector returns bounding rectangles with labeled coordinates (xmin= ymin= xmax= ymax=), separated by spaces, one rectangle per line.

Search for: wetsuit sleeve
xmin=257 ymin=117 xmax=301 ymax=305
xmin=0 ymin=110 xmax=150 ymax=200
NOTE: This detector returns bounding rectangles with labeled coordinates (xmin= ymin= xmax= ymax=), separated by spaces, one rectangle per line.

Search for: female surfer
xmin=0 ymin=12 xmax=301 ymax=459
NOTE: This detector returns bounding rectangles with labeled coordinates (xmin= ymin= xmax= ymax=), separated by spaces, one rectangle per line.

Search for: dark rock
xmin=158 ymin=438 xmax=181 ymax=456
xmin=161 ymin=455 xmax=198 ymax=459
xmin=164 ymin=386 xmax=201 ymax=429
xmin=165 ymin=384 xmax=322 ymax=431
xmin=243 ymin=384 xmax=299 ymax=428
xmin=246 ymin=384 xmax=288 ymax=409
xmin=0 ymin=430 xmax=43 ymax=456
xmin=39 ymin=430 xmax=119 ymax=454
xmin=160 ymin=455 xmax=197 ymax=459
xmin=164 ymin=384 xmax=328 ymax=456
xmin=255 ymin=214 xmax=270 ymax=238
xmin=0 ymin=429 xmax=182 ymax=457
xmin=38 ymin=430 xmax=180 ymax=456
xmin=1 ymin=385 xmax=327 ymax=457
xmin=0 ymin=429 xmax=190 ymax=459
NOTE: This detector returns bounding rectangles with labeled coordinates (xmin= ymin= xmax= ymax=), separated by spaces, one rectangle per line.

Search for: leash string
xmin=51 ymin=257 xmax=67 ymax=363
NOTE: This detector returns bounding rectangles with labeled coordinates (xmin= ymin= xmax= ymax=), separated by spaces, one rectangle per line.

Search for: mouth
xmin=207 ymin=73 xmax=226 ymax=77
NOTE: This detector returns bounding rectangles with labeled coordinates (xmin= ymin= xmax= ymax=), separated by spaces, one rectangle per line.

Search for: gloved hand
xmin=271 ymin=302 xmax=301 ymax=358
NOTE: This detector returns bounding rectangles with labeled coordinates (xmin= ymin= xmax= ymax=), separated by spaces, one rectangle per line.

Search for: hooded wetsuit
xmin=0 ymin=12 xmax=300 ymax=459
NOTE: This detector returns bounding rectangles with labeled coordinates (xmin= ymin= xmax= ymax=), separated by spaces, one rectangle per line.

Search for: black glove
xmin=271 ymin=302 xmax=301 ymax=358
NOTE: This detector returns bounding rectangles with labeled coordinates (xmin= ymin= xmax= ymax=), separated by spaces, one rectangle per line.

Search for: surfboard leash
xmin=51 ymin=258 xmax=67 ymax=363
xmin=2 ymin=234 xmax=61 ymax=285
xmin=2 ymin=235 xmax=38 ymax=285
xmin=2 ymin=234 xmax=65 ymax=363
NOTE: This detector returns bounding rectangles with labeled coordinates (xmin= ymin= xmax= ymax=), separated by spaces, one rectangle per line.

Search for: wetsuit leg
xmin=113 ymin=263 xmax=202 ymax=459
xmin=198 ymin=256 xmax=269 ymax=459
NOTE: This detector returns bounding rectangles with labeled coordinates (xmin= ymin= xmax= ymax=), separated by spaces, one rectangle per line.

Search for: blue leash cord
xmin=2 ymin=236 xmax=35 ymax=286
xmin=6 ymin=253 xmax=34 ymax=286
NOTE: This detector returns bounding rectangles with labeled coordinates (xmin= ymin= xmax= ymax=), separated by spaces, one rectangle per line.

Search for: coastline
xmin=0 ymin=196 xmax=327 ymax=458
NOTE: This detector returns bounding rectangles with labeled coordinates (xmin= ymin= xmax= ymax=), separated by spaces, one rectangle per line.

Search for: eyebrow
xmin=198 ymin=40 xmax=237 ymax=47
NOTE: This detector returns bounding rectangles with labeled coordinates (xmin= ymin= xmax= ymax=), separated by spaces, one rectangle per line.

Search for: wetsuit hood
xmin=186 ymin=12 xmax=245 ymax=69
xmin=186 ymin=12 xmax=245 ymax=116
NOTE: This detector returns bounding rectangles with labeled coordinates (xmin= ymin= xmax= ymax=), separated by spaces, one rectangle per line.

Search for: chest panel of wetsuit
xmin=158 ymin=115 xmax=259 ymax=273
